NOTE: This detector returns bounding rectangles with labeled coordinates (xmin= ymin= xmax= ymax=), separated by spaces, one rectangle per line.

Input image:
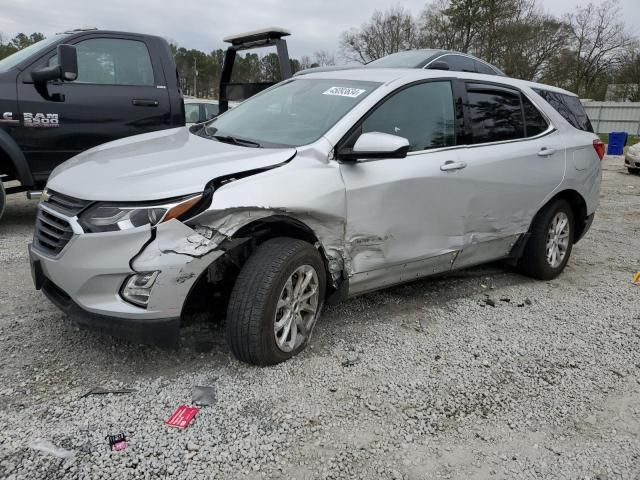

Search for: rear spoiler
xmin=219 ymin=28 xmax=292 ymax=114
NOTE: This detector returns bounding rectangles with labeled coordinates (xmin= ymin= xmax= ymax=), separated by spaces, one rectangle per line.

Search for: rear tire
xmin=226 ymin=237 xmax=326 ymax=366
xmin=628 ymin=167 xmax=640 ymax=175
xmin=518 ymin=199 xmax=574 ymax=280
xmin=0 ymin=179 xmax=5 ymax=222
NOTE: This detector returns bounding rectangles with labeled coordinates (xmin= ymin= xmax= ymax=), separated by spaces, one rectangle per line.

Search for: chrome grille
xmin=32 ymin=190 xmax=91 ymax=256
xmin=33 ymin=209 xmax=75 ymax=255
xmin=43 ymin=189 xmax=91 ymax=216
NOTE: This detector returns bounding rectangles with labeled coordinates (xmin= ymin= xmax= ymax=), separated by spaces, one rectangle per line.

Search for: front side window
xmin=50 ymin=38 xmax=154 ymax=85
xmin=360 ymin=81 xmax=455 ymax=151
xmin=202 ymin=79 xmax=380 ymax=147
xmin=466 ymin=87 xmax=524 ymax=143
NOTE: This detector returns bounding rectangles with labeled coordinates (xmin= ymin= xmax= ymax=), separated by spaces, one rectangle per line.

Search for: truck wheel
xmin=0 ymin=179 xmax=5 ymax=222
xmin=628 ymin=167 xmax=640 ymax=175
xmin=226 ymin=237 xmax=326 ymax=366
xmin=518 ymin=199 xmax=574 ymax=280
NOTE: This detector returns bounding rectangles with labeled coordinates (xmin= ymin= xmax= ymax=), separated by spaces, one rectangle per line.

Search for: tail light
xmin=593 ymin=139 xmax=605 ymax=161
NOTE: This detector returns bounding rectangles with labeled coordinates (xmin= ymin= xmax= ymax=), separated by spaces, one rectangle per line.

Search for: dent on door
xmin=340 ymin=150 xmax=467 ymax=296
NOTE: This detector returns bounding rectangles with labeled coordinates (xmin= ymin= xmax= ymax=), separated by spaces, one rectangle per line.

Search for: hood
xmin=47 ymin=127 xmax=297 ymax=202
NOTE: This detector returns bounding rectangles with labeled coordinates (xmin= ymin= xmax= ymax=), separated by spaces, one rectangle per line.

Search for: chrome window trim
xmin=424 ymin=53 xmax=503 ymax=75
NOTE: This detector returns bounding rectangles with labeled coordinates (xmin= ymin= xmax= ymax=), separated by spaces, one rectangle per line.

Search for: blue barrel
xmin=607 ymin=131 xmax=628 ymax=155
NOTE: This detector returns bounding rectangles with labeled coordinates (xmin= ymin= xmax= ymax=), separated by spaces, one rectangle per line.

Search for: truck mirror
xmin=31 ymin=44 xmax=78 ymax=84
xmin=57 ymin=44 xmax=78 ymax=81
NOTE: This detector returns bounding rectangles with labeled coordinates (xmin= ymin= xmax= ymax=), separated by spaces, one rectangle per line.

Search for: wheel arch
xmin=0 ymin=130 xmax=33 ymax=186
xmin=180 ymin=214 xmax=342 ymax=325
xmin=534 ymin=189 xmax=588 ymax=243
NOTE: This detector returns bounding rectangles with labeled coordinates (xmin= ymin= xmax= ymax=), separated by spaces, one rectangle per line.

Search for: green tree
xmin=0 ymin=32 xmax=45 ymax=60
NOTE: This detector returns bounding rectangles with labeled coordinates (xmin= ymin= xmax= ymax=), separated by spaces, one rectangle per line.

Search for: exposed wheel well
xmin=181 ymin=215 xmax=335 ymax=326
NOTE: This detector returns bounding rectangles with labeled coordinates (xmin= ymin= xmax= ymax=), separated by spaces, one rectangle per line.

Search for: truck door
xmin=15 ymin=35 xmax=172 ymax=181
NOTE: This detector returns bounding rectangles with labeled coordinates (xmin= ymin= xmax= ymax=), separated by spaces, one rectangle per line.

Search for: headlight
xmin=79 ymin=194 xmax=203 ymax=232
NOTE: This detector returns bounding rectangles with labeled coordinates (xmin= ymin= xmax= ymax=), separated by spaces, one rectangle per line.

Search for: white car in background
xmin=184 ymin=98 xmax=223 ymax=126
xmin=624 ymin=141 xmax=640 ymax=174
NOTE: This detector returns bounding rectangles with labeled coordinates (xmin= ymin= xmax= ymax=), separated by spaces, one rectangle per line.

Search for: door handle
xmin=440 ymin=160 xmax=467 ymax=171
xmin=132 ymin=99 xmax=159 ymax=107
xmin=538 ymin=147 xmax=556 ymax=157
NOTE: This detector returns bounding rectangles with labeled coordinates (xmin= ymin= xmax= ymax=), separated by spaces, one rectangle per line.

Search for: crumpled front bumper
xmin=29 ymin=216 xmax=225 ymax=347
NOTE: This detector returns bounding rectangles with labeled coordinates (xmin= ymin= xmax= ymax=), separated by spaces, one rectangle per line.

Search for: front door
xmin=15 ymin=35 xmax=171 ymax=182
xmin=338 ymin=80 xmax=469 ymax=295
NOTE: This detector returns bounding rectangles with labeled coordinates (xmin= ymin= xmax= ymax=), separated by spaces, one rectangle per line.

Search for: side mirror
xmin=338 ymin=132 xmax=410 ymax=162
xmin=31 ymin=44 xmax=78 ymax=84
xmin=428 ymin=60 xmax=450 ymax=71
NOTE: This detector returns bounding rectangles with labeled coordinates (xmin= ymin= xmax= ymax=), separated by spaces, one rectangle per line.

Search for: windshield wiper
xmin=210 ymin=134 xmax=261 ymax=148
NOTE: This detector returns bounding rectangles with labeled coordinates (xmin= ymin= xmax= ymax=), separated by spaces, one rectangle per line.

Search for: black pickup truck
xmin=0 ymin=28 xmax=185 ymax=219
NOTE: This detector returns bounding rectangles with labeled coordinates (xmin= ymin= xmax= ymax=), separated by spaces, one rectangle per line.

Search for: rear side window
xmin=361 ymin=81 xmax=456 ymax=151
xmin=522 ymin=96 xmax=549 ymax=137
xmin=204 ymin=103 xmax=219 ymax=120
xmin=466 ymin=86 xmax=524 ymax=143
xmin=533 ymin=89 xmax=593 ymax=132
xmin=441 ymin=55 xmax=476 ymax=72
xmin=475 ymin=60 xmax=496 ymax=75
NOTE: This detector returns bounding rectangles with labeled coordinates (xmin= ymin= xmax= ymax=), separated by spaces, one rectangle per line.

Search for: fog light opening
xmin=121 ymin=271 xmax=160 ymax=308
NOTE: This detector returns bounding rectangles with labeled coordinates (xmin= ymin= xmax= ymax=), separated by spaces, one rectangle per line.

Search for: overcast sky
xmin=1 ymin=0 xmax=638 ymax=60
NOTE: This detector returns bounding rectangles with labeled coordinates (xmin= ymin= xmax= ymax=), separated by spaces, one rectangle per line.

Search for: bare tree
xmin=419 ymin=0 xmax=567 ymax=78
xmin=564 ymin=0 xmax=634 ymax=97
xmin=614 ymin=43 xmax=640 ymax=101
xmin=339 ymin=7 xmax=420 ymax=63
xmin=313 ymin=50 xmax=336 ymax=66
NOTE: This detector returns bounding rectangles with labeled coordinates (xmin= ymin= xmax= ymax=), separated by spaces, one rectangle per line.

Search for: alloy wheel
xmin=273 ymin=265 xmax=320 ymax=352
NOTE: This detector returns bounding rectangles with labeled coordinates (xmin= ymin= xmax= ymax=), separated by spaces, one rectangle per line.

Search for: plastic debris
xmin=106 ymin=433 xmax=128 ymax=451
xmin=30 ymin=439 xmax=75 ymax=458
xmin=81 ymin=387 xmax=136 ymax=398
xmin=632 ymin=272 xmax=640 ymax=285
xmin=192 ymin=386 xmax=216 ymax=406
xmin=166 ymin=405 xmax=199 ymax=429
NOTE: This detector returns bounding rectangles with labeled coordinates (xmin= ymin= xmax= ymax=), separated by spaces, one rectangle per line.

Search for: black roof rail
xmin=219 ymin=28 xmax=292 ymax=114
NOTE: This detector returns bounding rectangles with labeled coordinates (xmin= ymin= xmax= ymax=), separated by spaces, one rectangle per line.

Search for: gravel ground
xmin=0 ymin=156 xmax=639 ymax=480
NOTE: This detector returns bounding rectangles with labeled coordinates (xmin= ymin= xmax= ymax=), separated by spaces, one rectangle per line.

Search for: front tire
xmin=226 ymin=237 xmax=326 ymax=366
xmin=519 ymin=199 xmax=574 ymax=280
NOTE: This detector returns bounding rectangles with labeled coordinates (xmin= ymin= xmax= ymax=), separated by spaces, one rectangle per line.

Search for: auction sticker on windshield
xmin=323 ymin=87 xmax=366 ymax=98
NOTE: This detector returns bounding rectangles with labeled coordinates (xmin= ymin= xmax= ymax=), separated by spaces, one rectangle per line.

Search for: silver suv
xmin=29 ymin=69 xmax=602 ymax=365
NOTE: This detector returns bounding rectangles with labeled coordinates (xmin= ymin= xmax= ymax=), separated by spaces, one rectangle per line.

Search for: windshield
xmin=201 ymin=79 xmax=380 ymax=147
xmin=366 ymin=50 xmax=439 ymax=68
xmin=0 ymin=34 xmax=69 ymax=73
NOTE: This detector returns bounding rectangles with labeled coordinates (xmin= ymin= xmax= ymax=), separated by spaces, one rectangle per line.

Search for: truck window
xmin=50 ymin=38 xmax=155 ymax=86
xmin=533 ymin=88 xmax=593 ymax=133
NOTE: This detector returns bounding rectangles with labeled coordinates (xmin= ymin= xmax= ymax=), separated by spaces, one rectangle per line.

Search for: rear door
xmin=452 ymin=81 xmax=565 ymax=269
xmin=15 ymin=34 xmax=171 ymax=180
